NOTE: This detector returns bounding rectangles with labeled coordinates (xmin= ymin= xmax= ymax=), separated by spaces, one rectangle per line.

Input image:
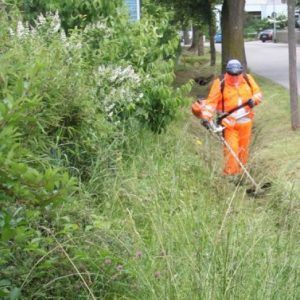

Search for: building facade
xmin=215 ymin=0 xmax=288 ymax=30
xmin=215 ymin=0 xmax=287 ymax=21
xmin=124 ymin=0 xmax=141 ymax=21
xmin=245 ymin=0 xmax=287 ymax=19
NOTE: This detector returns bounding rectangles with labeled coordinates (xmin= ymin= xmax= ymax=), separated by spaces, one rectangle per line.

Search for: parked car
xmin=258 ymin=29 xmax=273 ymax=42
xmin=214 ymin=33 xmax=222 ymax=43
xmin=295 ymin=12 xmax=300 ymax=28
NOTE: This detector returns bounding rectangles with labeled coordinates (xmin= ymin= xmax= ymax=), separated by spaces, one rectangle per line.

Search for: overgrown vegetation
xmin=1 ymin=1 xmax=300 ymax=299
xmin=0 ymin=2 xmax=191 ymax=298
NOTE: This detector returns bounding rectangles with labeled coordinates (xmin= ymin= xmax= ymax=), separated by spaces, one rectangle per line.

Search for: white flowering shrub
xmin=0 ymin=12 xmax=80 ymax=298
xmin=0 ymin=7 xmax=190 ymax=190
xmin=14 ymin=0 xmax=123 ymax=32
xmin=95 ymin=65 xmax=143 ymax=123
xmin=84 ymin=20 xmax=113 ymax=38
xmin=9 ymin=12 xmax=84 ymax=51
xmin=10 ymin=11 xmax=61 ymax=39
xmin=2 ymin=12 xmax=111 ymax=179
xmin=8 ymin=7 xmax=190 ymax=133
xmin=83 ymin=10 xmax=191 ymax=132
xmin=0 ymin=4 xmax=192 ymax=299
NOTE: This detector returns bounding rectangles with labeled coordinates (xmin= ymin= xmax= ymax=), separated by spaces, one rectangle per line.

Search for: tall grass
xmin=80 ymin=109 xmax=300 ymax=299
xmin=1 ymin=9 xmax=300 ymax=299
xmin=13 ymin=53 xmax=300 ymax=299
xmin=75 ymin=53 xmax=300 ymax=299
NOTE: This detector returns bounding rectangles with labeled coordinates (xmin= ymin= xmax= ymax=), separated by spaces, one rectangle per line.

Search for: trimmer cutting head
xmin=246 ymin=182 xmax=272 ymax=197
xmin=201 ymin=121 xmax=272 ymax=199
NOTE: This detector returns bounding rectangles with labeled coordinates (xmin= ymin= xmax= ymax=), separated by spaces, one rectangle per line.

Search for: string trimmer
xmin=201 ymin=119 xmax=271 ymax=197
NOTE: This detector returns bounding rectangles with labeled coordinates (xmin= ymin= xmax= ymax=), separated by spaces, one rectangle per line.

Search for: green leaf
xmin=0 ymin=280 xmax=11 ymax=288
xmin=10 ymin=163 xmax=28 ymax=176
xmin=1 ymin=227 xmax=15 ymax=242
xmin=9 ymin=287 xmax=21 ymax=300
xmin=3 ymin=96 xmax=13 ymax=110
xmin=0 ymin=192 xmax=11 ymax=202
xmin=0 ymin=103 xmax=7 ymax=120
xmin=0 ymin=289 xmax=9 ymax=297
xmin=22 ymin=168 xmax=41 ymax=183
xmin=15 ymin=79 xmax=24 ymax=97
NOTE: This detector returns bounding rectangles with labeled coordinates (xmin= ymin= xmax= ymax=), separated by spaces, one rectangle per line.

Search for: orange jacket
xmin=202 ymin=73 xmax=262 ymax=122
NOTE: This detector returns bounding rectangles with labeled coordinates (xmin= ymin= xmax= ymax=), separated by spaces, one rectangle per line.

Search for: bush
xmin=0 ymin=5 xmax=192 ymax=298
xmin=5 ymin=0 xmax=124 ymax=31
xmin=83 ymin=10 xmax=191 ymax=132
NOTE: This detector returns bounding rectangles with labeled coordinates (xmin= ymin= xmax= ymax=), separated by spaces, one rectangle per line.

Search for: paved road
xmin=215 ymin=41 xmax=300 ymax=91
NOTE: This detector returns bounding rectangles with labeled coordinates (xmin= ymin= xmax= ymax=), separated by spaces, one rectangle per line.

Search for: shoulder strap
xmin=243 ymin=73 xmax=253 ymax=93
xmin=219 ymin=73 xmax=253 ymax=113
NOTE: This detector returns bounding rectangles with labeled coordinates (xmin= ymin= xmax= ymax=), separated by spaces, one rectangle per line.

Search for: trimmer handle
xmin=201 ymin=120 xmax=224 ymax=133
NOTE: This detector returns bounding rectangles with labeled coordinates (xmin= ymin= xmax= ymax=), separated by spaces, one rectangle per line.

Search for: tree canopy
xmin=152 ymin=0 xmax=247 ymax=70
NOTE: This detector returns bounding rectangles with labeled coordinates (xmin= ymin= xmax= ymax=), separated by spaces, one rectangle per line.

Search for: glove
xmin=201 ymin=120 xmax=211 ymax=130
xmin=247 ymin=98 xmax=255 ymax=108
xmin=191 ymin=102 xmax=202 ymax=118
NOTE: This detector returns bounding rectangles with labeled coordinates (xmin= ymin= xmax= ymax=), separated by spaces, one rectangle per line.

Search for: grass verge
xmin=14 ymin=48 xmax=300 ymax=299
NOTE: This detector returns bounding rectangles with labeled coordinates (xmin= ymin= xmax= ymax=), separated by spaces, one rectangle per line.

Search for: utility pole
xmin=288 ymin=0 xmax=300 ymax=129
xmin=272 ymin=0 xmax=277 ymax=42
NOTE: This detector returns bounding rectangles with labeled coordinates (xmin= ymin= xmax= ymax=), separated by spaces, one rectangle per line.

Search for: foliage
xmin=1 ymin=4 xmax=300 ymax=298
xmin=273 ymin=14 xmax=288 ymax=29
xmin=83 ymin=8 xmax=192 ymax=132
xmin=0 ymin=12 xmax=79 ymax=300
xmin=244 ymin=14 xmax=270 ymax=34
xmin=0 ymin=13 xmax=110 ymax=179
xmin=150 ymin=0 xmax=217 ymax=26
xmin=5 ymin=0 xmax=124 ymax=31
xmin=245 ymin=13 xmax=289 ymax=37
xmin=0 ymin=3 xmax=192 ymax=298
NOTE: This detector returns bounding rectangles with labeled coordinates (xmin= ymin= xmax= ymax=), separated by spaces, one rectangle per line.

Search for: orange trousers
xmin=223 ymin=121 xmax=252 ymax=175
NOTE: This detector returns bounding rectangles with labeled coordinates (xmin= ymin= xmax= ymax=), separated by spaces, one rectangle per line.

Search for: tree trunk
xmin=183 ymin=28 xmax=191 ymax=45
xmin=221 ymin=0 xmax=246 ymax=72
xmin=288 ymin=0 xmax=300 ymax=129
xmin=190 ymin=26 xmax=204 ymax=56
xmin=202 ymin=1 xmax=216 ymax=66
xmin=198 ymin=32 xmax=204 ymax=56
xmin=208 ymin=15 xmax=216 ymax=66
xmin=190 ymin=26 xmax=199 ymax=53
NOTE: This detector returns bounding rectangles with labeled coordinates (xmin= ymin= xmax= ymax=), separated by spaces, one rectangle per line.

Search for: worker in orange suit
xmin=197 ymin=59 xmax=263 ymax=176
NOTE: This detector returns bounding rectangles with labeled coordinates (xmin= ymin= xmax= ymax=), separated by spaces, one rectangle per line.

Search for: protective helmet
xmin=225 ymin=59 xmax=243 ymax=76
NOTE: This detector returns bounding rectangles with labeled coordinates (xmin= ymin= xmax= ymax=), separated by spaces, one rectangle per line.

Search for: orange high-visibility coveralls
xmin=203 ymin=73 xmax=262 ymax=175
